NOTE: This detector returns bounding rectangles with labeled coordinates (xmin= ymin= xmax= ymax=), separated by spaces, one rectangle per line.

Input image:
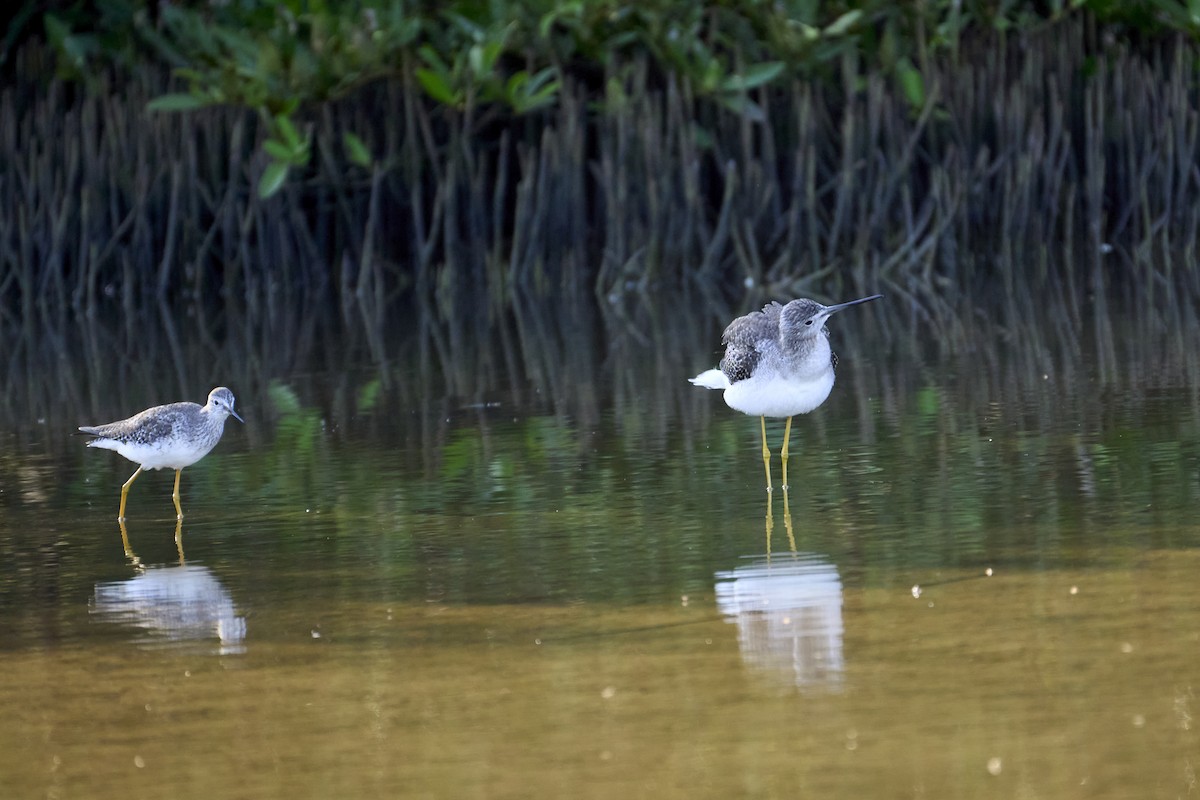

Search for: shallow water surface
xmin=2 ymin=319 xmax=1199 ymax=799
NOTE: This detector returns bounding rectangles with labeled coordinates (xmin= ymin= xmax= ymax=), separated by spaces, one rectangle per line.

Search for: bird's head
xmin=780 ymin=294 xmax=883 ymax=346
xmin=207 ymin=387 xmax=245 ymax=423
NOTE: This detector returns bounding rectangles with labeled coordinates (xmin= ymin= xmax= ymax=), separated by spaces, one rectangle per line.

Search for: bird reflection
xmin=714 ymin=549 xmax=844 ymax=689
xmin=117 ymin=518 xmax=186 ymax=568
xmin=764 ymin=490 xmax=797 ymax=556
xmin=91 ymin=521 xmax=247 ymax=654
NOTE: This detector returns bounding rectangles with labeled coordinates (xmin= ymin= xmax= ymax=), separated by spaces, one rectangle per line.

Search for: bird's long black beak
xmin=823 ymin=294 xmax=883 ymax=314
xmin=231 ymin=409 xmax=245 ymax=423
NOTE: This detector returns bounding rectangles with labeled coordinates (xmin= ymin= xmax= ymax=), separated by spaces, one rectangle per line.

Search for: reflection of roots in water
xmin=7 ymin=276 xmax=1200 ymax=485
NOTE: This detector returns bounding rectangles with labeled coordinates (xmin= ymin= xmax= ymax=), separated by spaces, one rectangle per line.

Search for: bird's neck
xmin=784 ymin=334 xmax=831 ymax=375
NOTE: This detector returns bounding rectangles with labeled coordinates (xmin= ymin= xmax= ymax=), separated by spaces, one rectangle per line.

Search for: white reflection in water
xmin=714 ymin=553 xmax=843 ymax=689
xmin=90 ymin=564 xmax=247 ymax=654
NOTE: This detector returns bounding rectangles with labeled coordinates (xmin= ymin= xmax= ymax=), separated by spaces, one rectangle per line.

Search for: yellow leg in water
xmin=174 ymin=518 xmax=185 ymax=565
xmin=117 ymin=519 xmax=141 ymax=567
xmin=119 ymin=466 xmax=143 ymax=522
xmin=780 ymin=416 xmax=794 ymax=492
xmin=764 ymin=493 xmax=773 ymax=557
xmin=172 ymin=469 xmax=184 ymax=520
xmin=782 ymin=489 xmax=797 ymax=553
xmin=760 ymin=416 xmax=773 ymax=493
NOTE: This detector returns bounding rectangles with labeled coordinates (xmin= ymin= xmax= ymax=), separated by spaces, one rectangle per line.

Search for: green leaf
xmin=879 ymin=19 xmax=899 ymax=66
xmin=721 ymin=61 xmax=784 ymax=93
xmin=608 ymin=30 xmax=640 ymax=48
xmin=824 ymin=10 xmax=863 ymax=37
xmin=896 ymin=58 xmax=926 ymax=109
xmin=172 ymin=68 xmax=209 ymax=84
xmin=275 ymin=115 xmax=303 ymax=148
xmin=211 ymin=24 xmax=259 ymax=65
xmin=62 ymin=33 xmax=99 ymax=64
xmin=147 ymin=93 xmax=209 ymax=112
xmin=510 ymin=68 xmax=560 ymax=113
xmin=716 ymin=92 xmax=766 ymax=123
xmin=43 ymin=14 xmax=69 ymax=49
xmin=605 ymin=76 xmax=628 ymax=109
xmin=468 ymin=44 xmax=485 ymax=77
xmin=525 ymin=66 xmax=559 ymax=93
xmin=446 ymin=12 xmax=484 ymax=42
xmin=263 ymin=138 xmax=297 ymax=162
xmin=417 ymin=44 xmax=449 ymax=74
xmin=343 ymin=132 xmax=372 ymax=168
xmin=258 ymin=160 xmax=290 ymax=198
xmin=415 ymin=67 xmax=459 ymax=105
xmin=478 ymin=40 xmax=504 ymax=76
xmin=506 ymin=71 xmax=528 ymax=96
xmin=521 ymin=82 xmax=560 ymax=111
xmin=700 ymin=59 xmax=723 ymax=93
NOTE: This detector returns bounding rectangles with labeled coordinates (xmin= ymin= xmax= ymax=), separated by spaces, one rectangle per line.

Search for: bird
xmin=690 ymin=295 xmax=881 ymax=491
xmin=79 ymin=387 xmax=244 ymax=521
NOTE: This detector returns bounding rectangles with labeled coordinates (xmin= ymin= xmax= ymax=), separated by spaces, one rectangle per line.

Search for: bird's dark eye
xmin=804 ymin=320 xmax=813 ymax=326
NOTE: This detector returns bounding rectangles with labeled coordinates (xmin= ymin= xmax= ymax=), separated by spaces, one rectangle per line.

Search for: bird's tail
xmin=688 ymin=369 xmax=730 ymax=390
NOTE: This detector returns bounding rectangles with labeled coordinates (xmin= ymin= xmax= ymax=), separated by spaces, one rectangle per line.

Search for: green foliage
xmin=895 ymin=57 xmax=925 ymax=111
xmin=257 ymin=160 xmax=291 ymax=198
xmin=413 ymin=19 xmax=561 ymax=112
xmin=139 ymin=2 xmax=419 ymax=112
xmin=257 ymin=113 xmax=310 ymax=197
xmin=1084 ymin=0 xmax=1200 ymax=35
xmin=22 ymin=0 xmax=1200 ymax=195
xmin=31 ymin=0 xmax=1200 ymax=103
xmin=44 ymin=13 xmax=98 ymax=78
xmin=145 ymin=92 xmax=209 ymax=111
xmin=343 ymin=132 xmax=373 ymax=169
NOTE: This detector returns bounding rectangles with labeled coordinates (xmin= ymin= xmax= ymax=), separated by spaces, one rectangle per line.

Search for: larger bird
xmin=80 ymin=387 xmax=244 ymax=521
xmin=690 ymin=295 xmax=881 ymax=491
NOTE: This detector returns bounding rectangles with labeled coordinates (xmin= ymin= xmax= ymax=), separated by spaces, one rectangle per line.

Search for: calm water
xmin=2 ymin=311 xmax=1200 ymax=799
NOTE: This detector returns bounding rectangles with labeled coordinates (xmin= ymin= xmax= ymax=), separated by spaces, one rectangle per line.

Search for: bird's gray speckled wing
xmin=81 ymin=402 xmax=194 ymax=446
xmin=719 ymin=302 xmax=782 ymax=384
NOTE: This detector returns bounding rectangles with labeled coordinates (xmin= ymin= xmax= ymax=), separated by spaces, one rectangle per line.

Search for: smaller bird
xmin=80 ymin=387 xmax=244 ymax=521
xmin=690 ymin=295 xmax=881 ymax=491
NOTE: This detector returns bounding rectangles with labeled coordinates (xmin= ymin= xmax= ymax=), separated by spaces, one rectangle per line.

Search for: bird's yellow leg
xmin=172 ymin=469 xmax=184 ymax=521
xmin=119 ymin=466 xmax=143 ymax=522
xmin=780 ymin=416 xmax=794 ymax=492
xmin=760 ymin=416 xmax=773 ymax=493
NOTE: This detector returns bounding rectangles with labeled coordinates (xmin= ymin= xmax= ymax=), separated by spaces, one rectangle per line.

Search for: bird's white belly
xmin=88 ymin=438 xmax=214 ymax=471
xmin=723 ymin=368 xmax=835 ymax=418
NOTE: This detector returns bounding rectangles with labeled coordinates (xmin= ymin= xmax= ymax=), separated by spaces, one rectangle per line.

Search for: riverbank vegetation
xmin=3 ymin=2 xmax=1200 ymax=416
